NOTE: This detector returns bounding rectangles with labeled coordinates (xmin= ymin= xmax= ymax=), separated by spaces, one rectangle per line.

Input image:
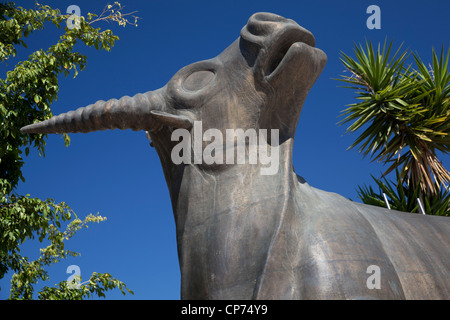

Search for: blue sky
xmin=1 ymin=0 xmax=449 ymax=299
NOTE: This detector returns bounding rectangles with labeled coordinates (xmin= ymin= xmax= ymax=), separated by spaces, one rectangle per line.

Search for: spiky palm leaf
xmin=357 ymin=170 xmax=450 ymax=216
xmin=338 ymin=40 xmax=450 ymax=196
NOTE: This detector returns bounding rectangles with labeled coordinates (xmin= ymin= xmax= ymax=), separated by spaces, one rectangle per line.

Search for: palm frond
xmin=357 ymin=170 xmax=449 ymax=216
xmin=338 ymin=41 xmax=450 ymax=197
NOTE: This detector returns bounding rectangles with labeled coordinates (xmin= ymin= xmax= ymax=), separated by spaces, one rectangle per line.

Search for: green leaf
xmin=2 ymin=1 xmax=136 ymax=300
xmin=337 ymin=41 xmax=450 ymax=196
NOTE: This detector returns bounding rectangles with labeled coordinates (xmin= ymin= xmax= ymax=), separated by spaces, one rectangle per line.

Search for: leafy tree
xmin=0 ymin=1 xmax=137 ymax=299
xmin=338 ymin=40 xmax=450 ymax=215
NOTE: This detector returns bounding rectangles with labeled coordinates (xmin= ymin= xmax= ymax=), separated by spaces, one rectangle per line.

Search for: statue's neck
xmin=160 ymin=138 xmax=297 ymax=299
xmin=153 ymin=126 xmax=295 ymax=213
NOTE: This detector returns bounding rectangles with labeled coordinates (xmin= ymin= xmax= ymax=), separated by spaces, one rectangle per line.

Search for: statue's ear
xmin=150 ymin=110 xmax=193 ymax=130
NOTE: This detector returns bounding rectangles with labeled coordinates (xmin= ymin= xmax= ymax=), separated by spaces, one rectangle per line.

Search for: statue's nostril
xmin=247 ymin=22 xmax=270 ymax=36
xmin=252 ymin=12 xmax=286 ymax=23
xmin=246 ymin=12 xmax=287 ymax=36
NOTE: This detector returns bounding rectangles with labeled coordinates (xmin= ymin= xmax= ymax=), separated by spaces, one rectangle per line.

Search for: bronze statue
xmin=21 ymin=12 xmax=449 ymax=299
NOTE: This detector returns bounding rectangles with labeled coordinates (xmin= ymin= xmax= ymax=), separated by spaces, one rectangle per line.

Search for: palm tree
xmin=338 ymin=40 xmax=450 ymax=213
xmin=357 ymin=170 xmax=449 ymax=216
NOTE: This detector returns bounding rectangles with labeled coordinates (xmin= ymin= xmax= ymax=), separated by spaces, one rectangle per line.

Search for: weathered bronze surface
xmin=21 ymin=13 xmax=449 ymax=299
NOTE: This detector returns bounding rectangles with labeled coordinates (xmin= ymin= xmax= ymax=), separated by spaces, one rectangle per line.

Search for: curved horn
xmin=20 ymin=89 xmax=165 ymax=134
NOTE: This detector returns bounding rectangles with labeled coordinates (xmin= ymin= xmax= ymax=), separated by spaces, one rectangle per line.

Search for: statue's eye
xmin=182 ymin=70 xmax=215 ymax=92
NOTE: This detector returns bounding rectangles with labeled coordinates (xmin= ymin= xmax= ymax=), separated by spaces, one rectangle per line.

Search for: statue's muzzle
xmin=239 ymin=12 xmax=320 ymax=78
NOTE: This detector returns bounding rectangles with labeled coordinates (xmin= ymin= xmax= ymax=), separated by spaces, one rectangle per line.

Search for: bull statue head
xmin=21 ymin=12 xmax=326 ymax=171
xmin=21 ymin=13 xmax=449 ymax=300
